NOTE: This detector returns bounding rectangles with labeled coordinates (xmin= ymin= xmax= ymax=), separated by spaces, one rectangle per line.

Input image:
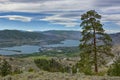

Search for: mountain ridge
xmin=0 ymin=30 xmax=119 ymax=47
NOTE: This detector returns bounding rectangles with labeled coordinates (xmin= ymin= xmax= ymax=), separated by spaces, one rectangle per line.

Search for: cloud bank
xmin=0 ymin=15 xmax=32 ymax=22
xmin=0 ymin=0 xmax=119 ymax=27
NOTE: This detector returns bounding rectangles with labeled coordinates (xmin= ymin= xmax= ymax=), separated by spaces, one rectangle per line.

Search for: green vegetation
xmin=71 ymin=65 xmax=77 ymax=74
xmin=79 ymin=10 xmax=113 ymax=74
xmin=34 ymin=58 xmax=70 ymax=73
xmin=28 ymin=68 xmax=34 ymax=72
xmin=13 ymin=68 xmax=23 ymax=74
xmin=0 ymin=30 xmax=45 ymax=40
xmin=0 ymin=59 xmax=12 ymax=76
xmin=108 ymin=57 xmax=120 ymax=76
xmin=77 ymin=62 xmax=92 ymax=75
xmin=0 ymin=59 xmax=23 ymax=76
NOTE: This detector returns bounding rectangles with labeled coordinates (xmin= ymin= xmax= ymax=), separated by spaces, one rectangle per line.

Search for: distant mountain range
xmin=42 ymin=30 xmax=81 ymax=40
xmin=0 ymin=30 xmax=45 ymax=40
xmin=0 ymin=30 xmax=81 ymax=40
xmin=110 ymin=33 xmax=120 ymax=45
xmin=0 ymin=30 xmax=81 ymax=47
xmin=0 ymin=30 xmax=119 ymax=47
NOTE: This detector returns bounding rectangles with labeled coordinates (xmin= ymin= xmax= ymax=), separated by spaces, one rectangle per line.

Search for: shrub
xmin=96 ymin=71 xmax=106 ymax=76
xmin=34 ymin=58 xmax=70 ymax=72
xmin=72 ymin=65 xmax=77 ymax=73
xmin=0 ymin=59 xmax=12 ymax=76
xmin=28 ymin=68 xmax=34 ymax=72
xmin=107 ymin=57 xmax=120 ymax=76
xmin=13 ymin=68 xmax=23 ymax=74
xmin=75 ymin=61 xmax=93 ymax=75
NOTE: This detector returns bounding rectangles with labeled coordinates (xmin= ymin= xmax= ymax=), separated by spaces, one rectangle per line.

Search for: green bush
xmin=72 ymin=65 xmax=77 ymax=73
xmin=107 ymin=57 xmax=120 ymax=76
xmin=96 ymin=71 xmax=106 ymax=76
xmin=28 ymin=68 xmax=34 ymax=72
xmin=0 ymin=59 xmax=12 ymax=76
xmin=34 ymin=58 xmax=70 ymax=73
xmin=75 ymin=61 xmax=93 ymax=75
xmin=13 ymin=68 xmax=22 ymax=74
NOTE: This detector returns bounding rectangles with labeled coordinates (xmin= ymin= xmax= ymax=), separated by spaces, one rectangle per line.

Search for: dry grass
xmin=0 ymin=71 xmax=120 ymax=80
xmin=0 ymin=56 xmax=120 ymax=80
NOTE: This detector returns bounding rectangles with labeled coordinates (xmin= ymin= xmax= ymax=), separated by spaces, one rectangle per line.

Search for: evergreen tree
xmin=79 ymin=10 xmax=113 ymax=73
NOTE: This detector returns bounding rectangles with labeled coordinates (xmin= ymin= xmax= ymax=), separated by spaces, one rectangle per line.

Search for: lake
xmin=44 ymin=40 xmax=80 ymax=47
xmin=0 ymin=40 xmax=80 ymax=55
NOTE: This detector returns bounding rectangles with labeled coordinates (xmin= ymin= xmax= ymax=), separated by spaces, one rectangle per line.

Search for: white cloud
xmin=93 ymin=0 xmax=120 ymax=29
xmin=100 ymin=6 xmax=120 ymax=14
xmin=0 ymin=15 xmax=32 ymax=22
xmin=105 ymin=30 xmax=120 ymax=33
xmin=103 ymin=14 xmax=120 ymax=22
xmin=116 ymin=22 xmax=120 ymax=26
xmin=40 ymin=14 xmax=79 ymax=27
xmin=53 ymin=22 xmax=79 ymax=27
xmin=0 ymin=0 xmax=93 ymax=27
xmin=0 ymin=0 xmax=93 ymax=13
xmin=41 ymin=15 xmax=76 ymax=22
xmin=0 ymin=0 xmax=119 ymax=30
xmin=102 ymin=14 xmax=120 ymax=26
xmin=94 ymin=0 xmax=120 ymax=8
xmin=26 ymin=30 xmax=33 ymax=32
xmin=0 ymin=0 xmax=9 ymax=2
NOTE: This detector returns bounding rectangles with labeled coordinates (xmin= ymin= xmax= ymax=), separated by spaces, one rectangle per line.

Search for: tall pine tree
xmin=79 ymin=10 xmax=113 ymax=73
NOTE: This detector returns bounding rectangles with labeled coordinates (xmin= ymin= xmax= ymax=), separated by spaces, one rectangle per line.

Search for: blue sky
xmin=0 ymin=0 xmax=120 ymax=33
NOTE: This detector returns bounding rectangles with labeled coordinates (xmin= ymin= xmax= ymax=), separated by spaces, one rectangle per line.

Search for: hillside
xmin=0 ymin=56 xmax=120 ymax=80
xmin=0 ymin=30 xmax=80 ymax=40
xmin=0 ymin=30 xmax=46 ymax=40
xmin=42 ymin=30 xmax=81 ymax=40
xmin=110 ymin=33 xmax=120 ymax=45
xmin=0 ymin=30 xmax=81 ymax=47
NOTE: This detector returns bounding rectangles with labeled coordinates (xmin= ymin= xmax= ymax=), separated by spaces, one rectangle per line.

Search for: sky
xmin=0 ymin=0 xmax=120 ymax=33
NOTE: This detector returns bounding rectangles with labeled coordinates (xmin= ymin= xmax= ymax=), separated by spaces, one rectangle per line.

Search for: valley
xmin=0 ymin=30 xmax=120 ymax=80
xmin=0 ymin=0 xmax=119 ymax=79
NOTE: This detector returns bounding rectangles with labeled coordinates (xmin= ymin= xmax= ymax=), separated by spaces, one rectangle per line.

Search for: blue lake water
xmin=44 ymin=40 xmax=80 ymax=47
xmin=0 ymin=40 xmax=80 ymax=55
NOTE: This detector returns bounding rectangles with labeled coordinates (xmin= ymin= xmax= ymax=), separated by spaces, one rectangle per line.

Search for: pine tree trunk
xmin=93 ymin=27 xmax=98 ymax=73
